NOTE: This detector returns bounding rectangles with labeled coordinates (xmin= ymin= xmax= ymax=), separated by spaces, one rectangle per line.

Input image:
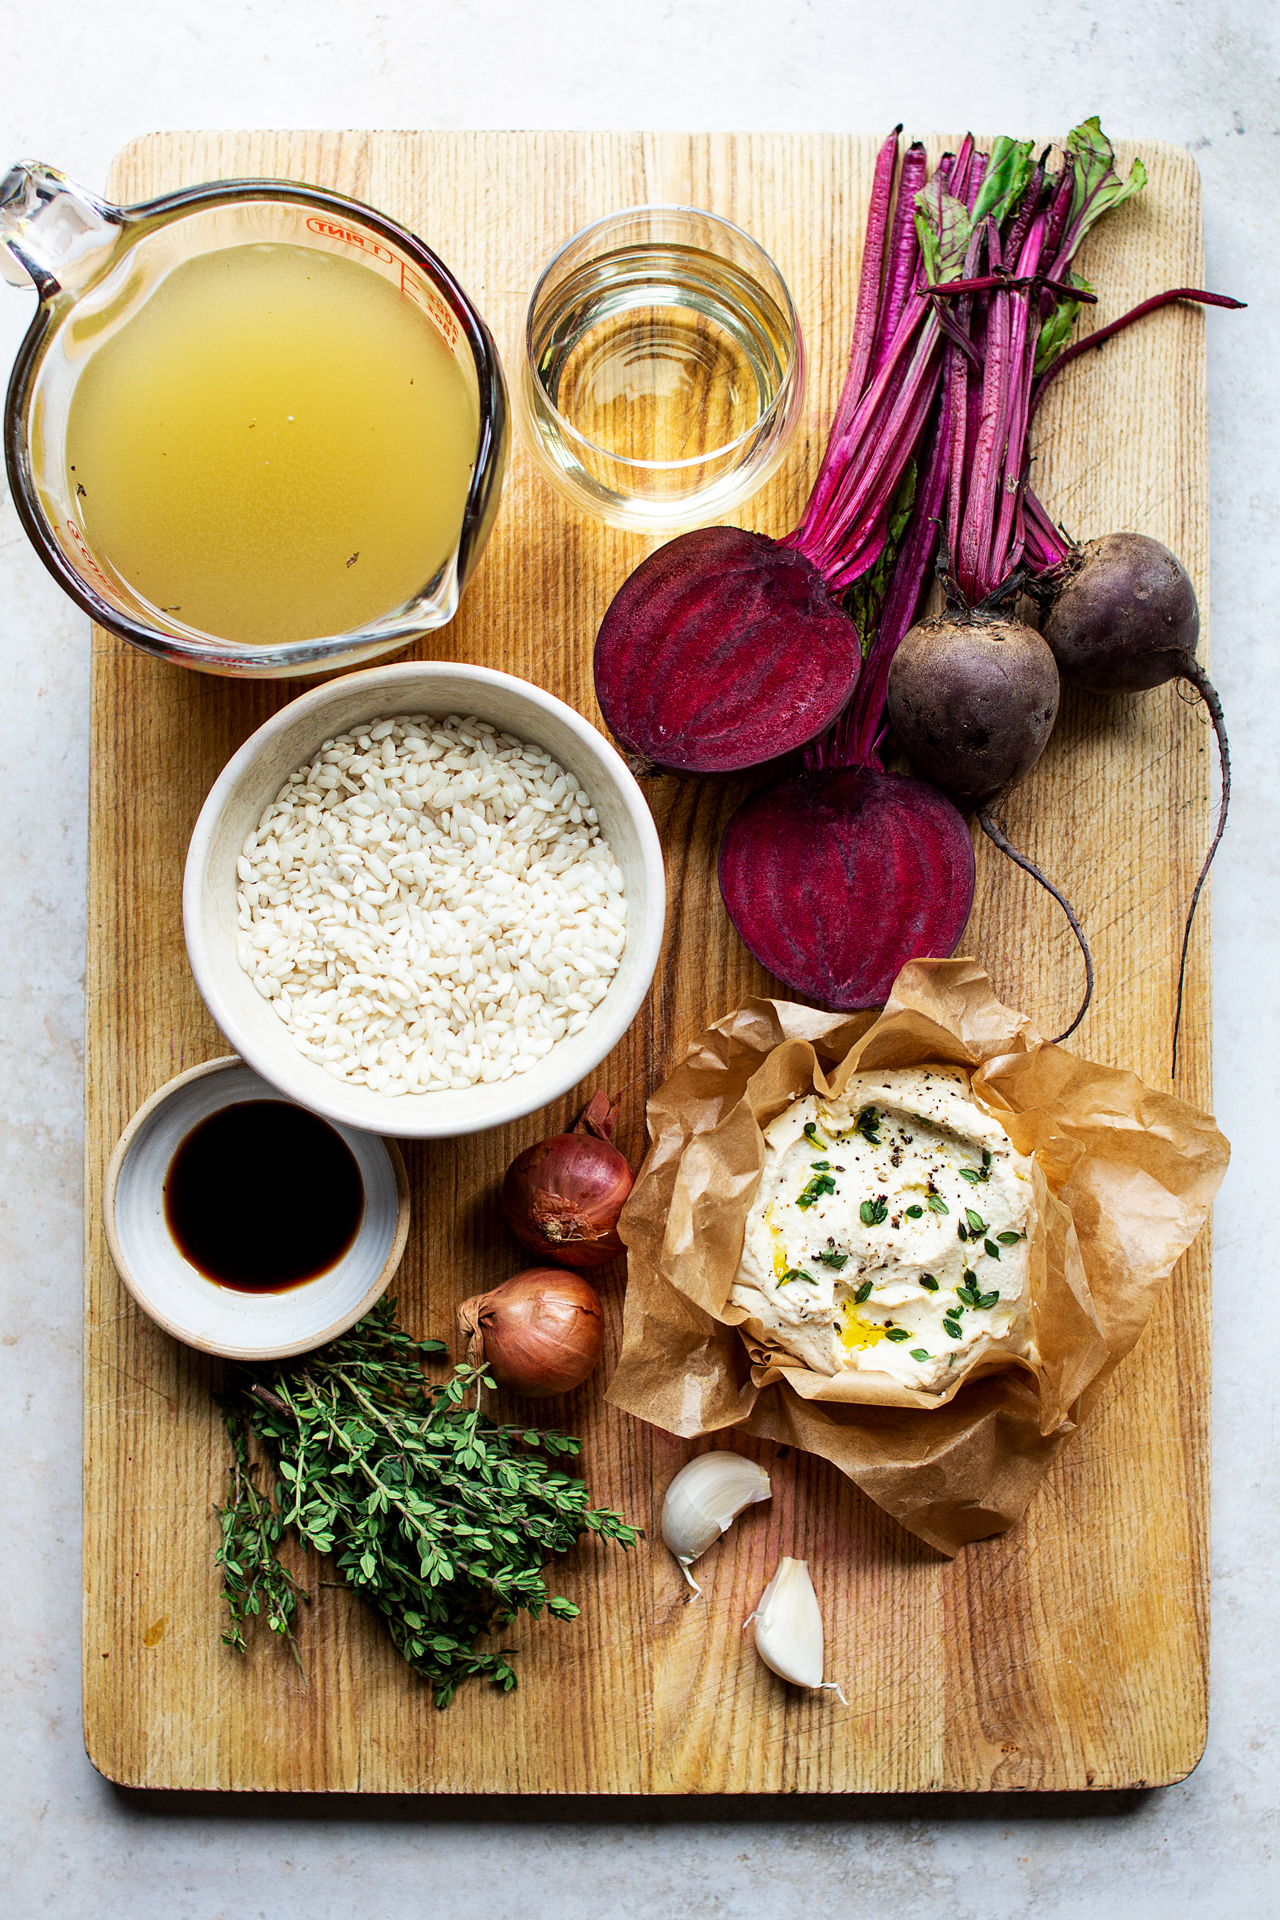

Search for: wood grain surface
xmin=83 ymin=131 xmax=1214 ymax=1793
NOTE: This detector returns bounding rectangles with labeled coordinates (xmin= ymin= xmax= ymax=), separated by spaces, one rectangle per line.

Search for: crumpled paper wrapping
xmin=607 ymin=959 xmax=1229 ymax=1554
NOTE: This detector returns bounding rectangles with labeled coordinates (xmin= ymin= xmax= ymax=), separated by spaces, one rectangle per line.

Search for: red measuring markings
xmin=397 ymin=261 xmax=461 ymax=352
xmin=305 ymin=216 xmax=395 ymax=266
xmin=64 ymin=518 xmax=117 ymax=597
xmin=302 ymin=213 xmax=463 ymax=356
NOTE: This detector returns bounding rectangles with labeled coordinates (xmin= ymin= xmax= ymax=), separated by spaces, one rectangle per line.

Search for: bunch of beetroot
xmin=883 ymin=120 xmax=1238 ymax=1056
xmin=593 ymin=120 xmax=1240 ymax=1065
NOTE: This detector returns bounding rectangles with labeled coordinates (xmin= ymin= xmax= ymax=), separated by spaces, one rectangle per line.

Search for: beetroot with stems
xmin=882 ymin=122 xmax=1240 ymax=1043
xmin=594 ymin=129 xmax=968 ymax=776
xmin=1040 ymin=530 xmax=1200 ymax=690
xmin=719 ymin=194 xmax=980 ymax=1007
xmin=1037 ymin=530 xmax=1230 ymax=1069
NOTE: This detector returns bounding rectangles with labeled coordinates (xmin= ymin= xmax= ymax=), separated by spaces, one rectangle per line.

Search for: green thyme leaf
xmin=965 ymin=1209 xmax=987 ymax=1234
xmin=214 ymin=1296 xmax=639 ymax=1709
xmin=854 ymin=1105 xmax=882 ymax=1145
xmin=905 ymin=1204 xmax=924 ymax=1219
xmin=859 ymin=1196 xmax=889 ymax=1227
xmin=956 ymin=1285 xmax=981 ymax=1308
xmin=960 ymin=1168 xmax=982 ymax=1184
xmin=853 ymin=1280 xmax=873 ymax=1304
xmin=942 ymin=1319 xmax=963 ymax=1341
xmin=779 ymin=1268 xmax=816 ymax=1286
xmin=977 ymin=1290 xmax=1000 ymax=1311
xmin=910 ymin=1349 xmax=930 ymax=1362
xmin=997 ymin=1231 xmax=1022 ymax=1246
xmin=920 ymin=1274 xmax=939 ymax=1292
xmin=818 ymin=1249 xmax=849 ymax=1270
xmin=927 ymin=1195 xmax=949 ymax=1216
xmin=984 ymin=1240 xmax=1000 ymax=1260
xmin=885 ymin=1328 xmax=910 ymax=1342
xmin=797 ymin=1172 xmax=837 ymax=1210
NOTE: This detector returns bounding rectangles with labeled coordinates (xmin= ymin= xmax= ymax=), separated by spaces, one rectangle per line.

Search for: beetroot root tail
xmin=978 ymin=805 xmax=1094 ymax=1044
xmin=1171 ymin=659 xmax=1231 ymax=1078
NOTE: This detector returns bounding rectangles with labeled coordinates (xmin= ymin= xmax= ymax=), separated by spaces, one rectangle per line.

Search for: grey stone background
xmin=1 ymin=2 xmax=1276 ymax=1913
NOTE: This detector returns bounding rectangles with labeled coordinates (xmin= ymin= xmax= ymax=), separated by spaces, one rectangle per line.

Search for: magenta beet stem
xmin=927 ymin=272 xmax=1096 ymax=304
xmin=1021 ymin=488 xmax=1072 ymax=571
xmin=830 ymin=380 xmax=953 ymax=769
xmin=830 ymin=128 xmax=902 ymax=447
xmin=868 ymin=142 xmax=930 ymax=379
xmin=990 ymin=212 xmax=1050 ymax=579
xmin=1030 ymin=287 xmax=1246 ymax=418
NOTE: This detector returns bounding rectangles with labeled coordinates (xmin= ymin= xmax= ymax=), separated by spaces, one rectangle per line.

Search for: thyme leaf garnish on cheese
xmin=796 ymin=1171 xmax=837 ymax=1209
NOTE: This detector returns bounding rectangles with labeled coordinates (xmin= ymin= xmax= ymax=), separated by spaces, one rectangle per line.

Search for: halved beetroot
xmin=593 ymin=527 xmax=860 ymax=775
xmin=718 ymin=766 xmax=975 ymax=1008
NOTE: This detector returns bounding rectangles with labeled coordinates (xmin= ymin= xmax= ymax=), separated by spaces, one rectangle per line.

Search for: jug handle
xmin=1 ymin=161 xmax=123 ymax=298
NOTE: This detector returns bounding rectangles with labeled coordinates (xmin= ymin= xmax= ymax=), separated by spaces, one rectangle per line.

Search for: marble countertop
xmin=2 ymin=2 xmax=1276 ymax=1913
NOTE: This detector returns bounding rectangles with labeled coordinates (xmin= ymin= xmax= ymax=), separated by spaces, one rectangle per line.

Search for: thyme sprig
xmin=215 ymin=1408 xmax=309 ymax=1671
xmin=215 ymin=1298 xmax=640 ymax=1707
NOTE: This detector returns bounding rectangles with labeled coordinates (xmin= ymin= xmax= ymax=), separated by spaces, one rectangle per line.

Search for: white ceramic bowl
xmin=184 ymin=660 xmax=665 ymax=1138
xmin=103 ymin=1057 xmax=410 ymax=1360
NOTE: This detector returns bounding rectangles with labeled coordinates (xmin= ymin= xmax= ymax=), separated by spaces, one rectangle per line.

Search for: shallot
xmin=457 ymin=1268 xmax=605 ymax=1398
xmin=502 ymin=1092 xmax=633 ymax=1269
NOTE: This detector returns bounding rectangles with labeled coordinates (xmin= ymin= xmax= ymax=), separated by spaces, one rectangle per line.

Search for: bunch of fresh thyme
xmin=215 ymin=1297 xmax=640 ymax=1706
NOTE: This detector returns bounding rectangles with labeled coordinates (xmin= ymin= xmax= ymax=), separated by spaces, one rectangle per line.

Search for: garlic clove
xmin=661 ymin=1452 xmax=772 ymax=1598
xmin=746 ymin=1556 xmax=847 ymax=1701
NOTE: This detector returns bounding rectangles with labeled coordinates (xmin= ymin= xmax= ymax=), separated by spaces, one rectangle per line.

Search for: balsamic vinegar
xmin=165 ymin=1100 xmax=364 ymax=1292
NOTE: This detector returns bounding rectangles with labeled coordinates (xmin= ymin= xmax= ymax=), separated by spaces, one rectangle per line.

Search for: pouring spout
xmin=1 ymin=161 xmax=122 ymax=297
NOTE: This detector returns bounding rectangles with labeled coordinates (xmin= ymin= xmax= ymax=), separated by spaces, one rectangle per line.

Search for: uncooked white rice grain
xmin=235 ymin=714 xmax=628 ymax=1095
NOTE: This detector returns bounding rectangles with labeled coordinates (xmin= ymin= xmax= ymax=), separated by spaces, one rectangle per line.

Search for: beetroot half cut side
xmin=593 ymin=527 xmax=860 ymax=775
xmin=718 ymin=767 xmax=976 ymax=1009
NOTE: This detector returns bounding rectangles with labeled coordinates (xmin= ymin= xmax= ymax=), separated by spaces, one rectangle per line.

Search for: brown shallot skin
xmin=457 ymin=1268 xmax=605 ymax=1398
xmin=501 ymin=1092 xmax=634 ymax=1269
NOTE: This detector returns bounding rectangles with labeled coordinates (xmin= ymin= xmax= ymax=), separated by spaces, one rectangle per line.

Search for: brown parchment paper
xmin=607 ymin=958 xmax=1229 ymax=1555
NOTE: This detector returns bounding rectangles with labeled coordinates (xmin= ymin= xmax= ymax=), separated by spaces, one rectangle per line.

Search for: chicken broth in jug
xmin=64 ymin=241 xmax=479 ymax=644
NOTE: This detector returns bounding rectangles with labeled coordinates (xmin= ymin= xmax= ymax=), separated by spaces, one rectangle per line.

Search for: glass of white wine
xmin=517 ymin=205 xmax=805 ymax=533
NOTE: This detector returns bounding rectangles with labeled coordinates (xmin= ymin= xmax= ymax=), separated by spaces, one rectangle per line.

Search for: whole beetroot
xmin=1041 ymin=532 xmax=1199 ymax=691
xmin=886 ymin=612 xmax=1060 ymax=805
xmin=1037 ymin=529 xmax=1228 ymax=1069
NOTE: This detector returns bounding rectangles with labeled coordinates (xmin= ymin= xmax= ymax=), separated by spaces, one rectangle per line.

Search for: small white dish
xmin=103 ymin=1056 xmax=410 ymax=1360
xmin=183 ymin=659 xmax=666 ymax=1138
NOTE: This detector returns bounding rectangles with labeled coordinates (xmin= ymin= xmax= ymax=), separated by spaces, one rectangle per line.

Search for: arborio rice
xmin=236 ymin=714 xmax=627 ymax=1095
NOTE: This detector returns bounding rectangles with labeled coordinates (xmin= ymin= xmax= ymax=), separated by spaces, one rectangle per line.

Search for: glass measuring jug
xmin=0 ymin=162 xmax=508 ymax=678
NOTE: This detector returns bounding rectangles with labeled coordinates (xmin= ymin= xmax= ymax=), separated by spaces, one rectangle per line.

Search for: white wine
xmin=523 ymin=236 xmax=798 ymax=527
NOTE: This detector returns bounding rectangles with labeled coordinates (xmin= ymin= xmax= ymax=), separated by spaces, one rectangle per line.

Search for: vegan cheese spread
xmin=731 ymin=1066 xmax=1037 ymax=1393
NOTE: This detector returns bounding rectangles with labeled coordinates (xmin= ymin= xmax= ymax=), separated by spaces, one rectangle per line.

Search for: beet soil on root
xmin=718 ymin=767 xmax=976 ymax=1009
xmin=1039 ymin=528 xmax=1230 ymax=1071
xmin=1041 ymin=532 xmax=1199 ymax=691
xmin=886 ymin=612 xmax=1061 ymax=804
xmin=593 ymin=527 xmax=860 ymax=775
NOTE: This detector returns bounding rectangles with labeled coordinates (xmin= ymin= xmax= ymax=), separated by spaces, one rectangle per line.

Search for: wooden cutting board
xmin=83 ymin=131 xmax=1214 ymax=1793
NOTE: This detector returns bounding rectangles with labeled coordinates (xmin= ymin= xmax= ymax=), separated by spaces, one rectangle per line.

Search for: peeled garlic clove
xmin=746 ymin=1556 xmax=847 ymax=1702
xmin=661 ymin=1452 xmax=772 ymax=1598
